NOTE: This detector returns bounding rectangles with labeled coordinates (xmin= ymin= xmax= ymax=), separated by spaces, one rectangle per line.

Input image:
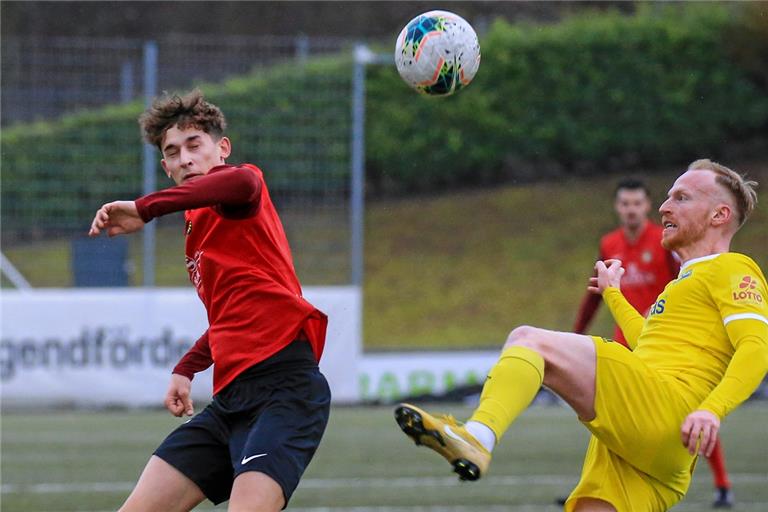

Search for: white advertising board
xmin=358 ymin=350 xmax=498 ymax=402
xmin=0 ymin=287 xmax=361 ymax=406
xmin=1 ymin=287 xmax=504 ymax=407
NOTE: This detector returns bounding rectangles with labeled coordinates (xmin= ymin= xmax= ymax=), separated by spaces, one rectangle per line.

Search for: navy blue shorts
xmin=154 ymin=340 xmax=331 ymax=506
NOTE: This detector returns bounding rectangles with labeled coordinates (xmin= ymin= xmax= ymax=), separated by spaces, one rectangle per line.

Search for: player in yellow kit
xmin=395 ymin=159 xmax=768 ymax=511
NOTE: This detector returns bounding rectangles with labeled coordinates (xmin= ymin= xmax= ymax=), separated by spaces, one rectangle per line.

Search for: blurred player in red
xmin=570 ymin=178 xmax=733 ymax=508
xmin=89 ymin=90 xmax=330 ymax=512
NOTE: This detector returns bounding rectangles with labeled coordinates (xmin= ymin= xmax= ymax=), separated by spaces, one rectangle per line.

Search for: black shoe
xmin=713 ymin=487 xmax=733 ymax=508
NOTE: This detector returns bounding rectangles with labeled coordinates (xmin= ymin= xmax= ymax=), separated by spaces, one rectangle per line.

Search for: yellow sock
xmin=469 ymin=345 xmax=545 ymax=442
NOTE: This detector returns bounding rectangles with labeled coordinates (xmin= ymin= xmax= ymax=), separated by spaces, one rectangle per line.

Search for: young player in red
xmin=570 ymin=178 xmax=733 ymax=508
xmin=89 ymin=90 xmax=330 ymax=512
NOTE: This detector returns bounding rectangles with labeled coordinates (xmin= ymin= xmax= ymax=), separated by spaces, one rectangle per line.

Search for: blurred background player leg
xmin=709 ymin=437 xmax=734 ymax=508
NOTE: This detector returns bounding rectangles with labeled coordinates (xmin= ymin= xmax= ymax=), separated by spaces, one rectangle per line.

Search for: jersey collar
xmin=679 ymin=253 xmax=722 ymax=274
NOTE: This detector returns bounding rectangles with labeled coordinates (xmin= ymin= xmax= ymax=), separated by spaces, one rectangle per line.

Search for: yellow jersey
xmin=606 ymin=252 xmax=768 ymax=418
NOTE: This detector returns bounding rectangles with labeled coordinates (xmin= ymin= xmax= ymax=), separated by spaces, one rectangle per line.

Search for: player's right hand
xmin=681 ymin=409 xmax=720 ymax=457
xmin=590 ymin=259 xmax=625 ymax=294
xmin=88 ymin=200 xmax=144 ymax=237
xmin=164 ymin=373 xmax=194 ymax=417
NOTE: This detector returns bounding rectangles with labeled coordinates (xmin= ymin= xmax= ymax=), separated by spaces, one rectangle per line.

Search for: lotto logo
xmin=733 ymin=276 xmax=763 ymax=303
xmin=739 ymin=276 xmax=757 ymax=290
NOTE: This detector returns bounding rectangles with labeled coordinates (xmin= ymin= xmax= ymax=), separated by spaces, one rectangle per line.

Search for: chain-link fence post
xmin=142 ymin=41 xmax=158 ymax=286
xmin=350 ymin=44 xmax=368 ymax=287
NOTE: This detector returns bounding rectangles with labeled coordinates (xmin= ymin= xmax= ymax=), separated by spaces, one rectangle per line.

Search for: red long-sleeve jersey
xmin=135 ymin=164 xmax=327 ymax=394
xmin=574 ymin=221 xmax=679 ymax=347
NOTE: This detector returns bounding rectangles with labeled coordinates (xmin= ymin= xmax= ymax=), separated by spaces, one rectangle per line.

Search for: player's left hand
xmin=89 ymin=200 xmax=144 ymax=237
xmin=681 ymin=409 xmax=720 ymax=456
xmin=164 ymin=373 xmax=194 ymax=417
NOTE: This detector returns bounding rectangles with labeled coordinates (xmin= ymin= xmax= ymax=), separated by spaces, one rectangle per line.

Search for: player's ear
xmin=160 ymin=159 xmax=172 ymax=179
xmin=218 ymin=137 xmax=232 ymax=161
xmin=711 ymin=203 xmax=732 ymax=227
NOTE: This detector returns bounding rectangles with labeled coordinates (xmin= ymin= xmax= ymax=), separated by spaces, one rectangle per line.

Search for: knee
xmin=504 ymin=325 xmax=541 ymax=349
xmin=229 ymin=472 xmax=285 ymax=512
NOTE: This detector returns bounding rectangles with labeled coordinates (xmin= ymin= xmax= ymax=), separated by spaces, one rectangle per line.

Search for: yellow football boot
xmin=394 ymin=403 xmax=491 ymax=481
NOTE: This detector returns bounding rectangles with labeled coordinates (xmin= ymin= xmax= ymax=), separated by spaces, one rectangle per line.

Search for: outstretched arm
xmin=88 ymin=166 xmax=262 ymax=238
xmin=88 ymin=201 xmax=144 ymax=237
xmin=135 ymin=166 xmax=262 ymax=222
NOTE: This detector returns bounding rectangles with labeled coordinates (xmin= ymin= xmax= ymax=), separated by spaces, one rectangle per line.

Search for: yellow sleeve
xmin=602 ymin=287 xmax=645 ymax=350
xmin=698 ymin=319 xmax=768 ymax=418
xmin=697 ymin=255 xmax=768 ymax=418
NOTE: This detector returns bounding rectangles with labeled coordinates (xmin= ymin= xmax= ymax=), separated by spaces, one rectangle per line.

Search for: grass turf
xmin=2 ymin=403 xmax=767 ymax=511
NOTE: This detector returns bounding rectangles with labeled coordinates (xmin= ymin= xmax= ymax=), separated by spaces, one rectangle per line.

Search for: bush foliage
xmin=3 ymin=3 xmax=767 ymax=235
xmin=366 ymin=3 xmax=768 ymax=192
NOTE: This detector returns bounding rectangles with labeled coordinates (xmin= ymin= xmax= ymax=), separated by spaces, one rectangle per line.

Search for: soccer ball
xmin=394 ymin=10 xmax=481 ymax=96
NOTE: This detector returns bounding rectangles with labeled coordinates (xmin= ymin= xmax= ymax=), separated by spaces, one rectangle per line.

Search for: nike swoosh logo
xmin=443 ymin=425 xmax=473 ymax=449
xmin=241 ymin=453 xmax=268 ymax=464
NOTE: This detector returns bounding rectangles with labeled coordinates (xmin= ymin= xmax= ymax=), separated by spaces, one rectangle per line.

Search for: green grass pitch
xmin=2 ymin=404 xmax=767 ymax=511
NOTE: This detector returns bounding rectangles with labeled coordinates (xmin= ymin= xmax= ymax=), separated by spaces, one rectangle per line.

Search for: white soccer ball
xmin=394 ymin=10 xmax=481 ymax=96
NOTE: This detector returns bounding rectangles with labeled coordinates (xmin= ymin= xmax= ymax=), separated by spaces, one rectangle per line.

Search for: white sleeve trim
xmin=723 ymin=313 xmax=768 ymax=326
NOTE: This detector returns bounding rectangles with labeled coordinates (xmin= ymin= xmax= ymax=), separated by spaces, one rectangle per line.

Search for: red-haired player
xmin=570 ymin=178 xmax=732 ymax=508
xmin=89 ymin=90 xmax=330 ymax=512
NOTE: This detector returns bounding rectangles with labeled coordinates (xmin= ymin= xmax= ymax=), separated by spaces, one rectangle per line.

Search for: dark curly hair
xmin=139 ymin=89 xmax=227 ymax=150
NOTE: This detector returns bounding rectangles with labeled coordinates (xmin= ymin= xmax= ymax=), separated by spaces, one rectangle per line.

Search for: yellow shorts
xmin=564 ymin=337 xmax=698 ymax=512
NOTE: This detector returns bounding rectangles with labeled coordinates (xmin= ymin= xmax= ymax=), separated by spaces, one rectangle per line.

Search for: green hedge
xmin=366 ymin=3 xmax=768 ymax=192
xmin=1 ymin=58 xmax=353 ymax=236
xmin=3 ymin=3 xmax=767 ymax=235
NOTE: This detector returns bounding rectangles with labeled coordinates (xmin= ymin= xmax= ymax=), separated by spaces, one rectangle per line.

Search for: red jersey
xmin=136 ymin=164 xmax=327 ymax=394
xmin=574 ymin=221 xmax=678 ymax=346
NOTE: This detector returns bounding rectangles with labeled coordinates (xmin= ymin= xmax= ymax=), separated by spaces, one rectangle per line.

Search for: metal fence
xmin=2 ymin=35 xmax=349 ymax=126
xmin=1 ymin=35 xmax=363 ymax=287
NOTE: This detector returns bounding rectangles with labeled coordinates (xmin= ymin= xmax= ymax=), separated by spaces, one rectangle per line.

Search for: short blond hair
xmin=688 ymin=159 xmax=758 ymax=227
